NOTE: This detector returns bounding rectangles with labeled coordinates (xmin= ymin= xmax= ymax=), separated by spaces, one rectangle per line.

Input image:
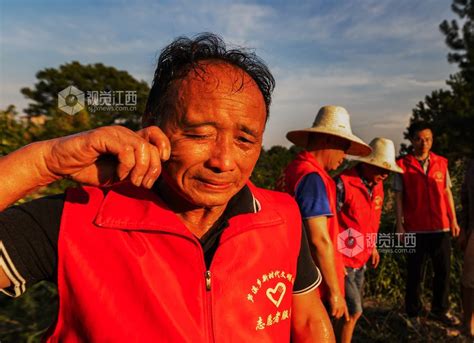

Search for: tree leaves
xmin=403 ymin=0 xmax=474 ymax=161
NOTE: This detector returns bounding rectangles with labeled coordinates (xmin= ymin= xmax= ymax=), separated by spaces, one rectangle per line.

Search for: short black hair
xmin=408 ymin=121 xmax=432 ymax=139
xmin=143 ymin=32 xmax=275 ymax=127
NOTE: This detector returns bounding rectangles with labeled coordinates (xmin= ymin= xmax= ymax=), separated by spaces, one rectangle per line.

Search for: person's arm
xmin=0 ymin=125 xmax=170 ymax=211
xmin=291 ymin=288 xmax=335 ymax=343
xmin=0 ymin=193 xmax=64 ymax=295
xmin=0 ymin=126 xmax=170 ymax=288
xmin=305 ymin=216 xmax=348 ymax=320
xmin=445 ymin=186 xmax=460 ymax=237
xmin=370 ymin=247 xmax=380 ymax=268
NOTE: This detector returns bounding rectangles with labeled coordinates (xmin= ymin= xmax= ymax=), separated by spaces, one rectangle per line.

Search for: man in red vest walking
xmin=0 ymin=33 xmax=334 ymax=342
xmin=279 ymin=105 xmax=371 ymax=324
xmin=334 ymin=137 xmax=403 ymax=343
xmin=394 ymin=121 xmax=460 ymax=325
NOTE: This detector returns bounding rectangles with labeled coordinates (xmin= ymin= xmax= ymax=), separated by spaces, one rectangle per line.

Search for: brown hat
xmin=286 ymin=105 xmax=371 ymax=156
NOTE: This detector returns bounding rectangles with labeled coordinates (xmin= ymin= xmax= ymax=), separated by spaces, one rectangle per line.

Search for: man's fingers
xmin=332 ymin=303 xmax=341 ymax=318
xmin=47 ymin=125 xmax=169 ymax=187
xmin=116 ymin=146 xmax=136 ymax=181
xmin=372 ymin=254 xmax=379 ymax=268
xmin=344 ymin=306 xmax=350 ymax=321
xmin=129 ymin=142 xmax=151 ymax=187
xmin=331 ymin=305 xmax=337 ymax=318
xmin=138 ymin=126 xmax=171 ymax=161
xmin=142 ymin=145 xmax=162 ymax=189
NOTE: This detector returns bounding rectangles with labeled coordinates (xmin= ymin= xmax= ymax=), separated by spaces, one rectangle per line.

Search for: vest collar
xmin=341 ymin=167 xmax=372 ymax=201
xmin=93 ymin=182 xmax=282 ymax=235
xmin=404 ymin=152 xmax=442 ymax=175
xmin=297 ymin=151 xmax=331 ymax=180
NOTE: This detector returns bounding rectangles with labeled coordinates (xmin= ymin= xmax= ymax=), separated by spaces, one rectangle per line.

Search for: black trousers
xmin=405 ymin=232 xmax=451 ymax=317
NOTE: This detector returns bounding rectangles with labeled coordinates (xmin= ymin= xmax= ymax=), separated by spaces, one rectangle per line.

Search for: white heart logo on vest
xmin=266 ymin=282 xmax=286 ymax=308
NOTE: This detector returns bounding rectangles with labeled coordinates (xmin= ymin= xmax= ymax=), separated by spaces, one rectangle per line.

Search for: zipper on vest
xmin=204 ymin=269 xmax=215 ymax=342
xmin=205 ymin=270 xmax=212 ymax=291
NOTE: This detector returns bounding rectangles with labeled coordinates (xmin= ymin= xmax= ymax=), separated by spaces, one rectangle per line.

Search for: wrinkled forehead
xmin=165 ymin=61 xmax=267 ymax=125
xmin=178 ymin=60 xmax=260 ymax=94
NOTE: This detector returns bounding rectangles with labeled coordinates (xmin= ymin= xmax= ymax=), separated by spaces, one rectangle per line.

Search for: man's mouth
xmin=195 ymin=177 xmax=235 ymax=190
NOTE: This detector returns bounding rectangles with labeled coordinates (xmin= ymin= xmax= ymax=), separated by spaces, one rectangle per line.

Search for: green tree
xmin=402 ymin=0 xmax=474 ymax=161
xmin=21 ymin=61 xmax=150 ymax=138
xmin=251 ymin=145 xmax=302 ymax=189
xmin=0 ymin=105 xmax=29 ymax=155
xmin=440 ymin=0 xmax=474 ymax=84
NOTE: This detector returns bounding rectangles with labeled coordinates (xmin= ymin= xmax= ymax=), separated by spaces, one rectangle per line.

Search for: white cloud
xmin=262 ymin=64 xmax=448 ymax=151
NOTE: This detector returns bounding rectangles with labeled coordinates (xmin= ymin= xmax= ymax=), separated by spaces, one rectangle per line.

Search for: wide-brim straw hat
xmin=286 ymin=105 xmax=371 ymax=156
xmin=357 ymin=137 xmax=404 ymax=173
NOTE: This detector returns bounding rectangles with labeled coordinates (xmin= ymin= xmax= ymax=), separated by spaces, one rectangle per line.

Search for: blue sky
xmin=0 ymin=0 xmax=458 ymax=151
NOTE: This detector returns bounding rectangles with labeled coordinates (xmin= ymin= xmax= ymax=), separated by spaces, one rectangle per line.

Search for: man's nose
xmin=206 ymin=136 xmax=237 ymax=172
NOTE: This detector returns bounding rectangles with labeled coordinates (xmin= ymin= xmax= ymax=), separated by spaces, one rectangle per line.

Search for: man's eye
xmin=237 ymin=136 xmax=254 ymax=144
xmin=185 ymin=134 xmax=209 ymax=139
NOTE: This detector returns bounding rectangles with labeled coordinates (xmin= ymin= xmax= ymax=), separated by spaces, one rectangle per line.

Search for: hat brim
xmin=286 ymin=128 xmax=372 ymax=157
xmin=357 ymin=157 xmax=404 ymax=174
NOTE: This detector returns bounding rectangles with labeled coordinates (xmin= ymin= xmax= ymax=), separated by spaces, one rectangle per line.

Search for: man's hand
xmin=304 ymin=217 xmax=348 ymax=321
xmin=445 ymin=187 xmax=460 ymax=238
xmin=450 ymin=221 xmax=461 ymax=238
xmin=371 ymin=248 xmax=380 ymax=268
xmin=329 ymin=293 xmax=349 ymax=321
xmin=44 ymin=126 xmax=170 ymax=188
xmin=0 ymin=125 xmax=170 ymax=211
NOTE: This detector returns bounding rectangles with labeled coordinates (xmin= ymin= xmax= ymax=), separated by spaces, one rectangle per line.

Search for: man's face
xmin=360 ymin=163 xmax=389 ymax=185
xmin=411 ymin=128 xmax=433 ymax=156
xmin=328 ymin=144 xmax=347 ymax=171
xmin=319 ymin=136 xmax=350 ymax=171
xmin=160 ymin=62 xmax=266 ymax=208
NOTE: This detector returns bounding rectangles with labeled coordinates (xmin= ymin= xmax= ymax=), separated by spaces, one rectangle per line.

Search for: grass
xmin=354 ymin=297 xmax=469 ymax=343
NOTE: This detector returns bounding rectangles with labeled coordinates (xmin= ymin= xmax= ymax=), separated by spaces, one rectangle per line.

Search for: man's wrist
xmin=328 ymin=288 xmax=342 ymax=298
xmin=26 ymin=140 xmax=62 ymax=185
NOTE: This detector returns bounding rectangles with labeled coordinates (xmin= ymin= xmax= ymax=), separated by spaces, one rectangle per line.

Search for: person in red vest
xmin=394 ymin=121 xmax=460 ymax=326
xmin=279 ymin=105 xmax=371 ymax=324
xmin=0 ymin=33 xmax=334 ymax=342
xmin=334 ymin=137 xmax=403 ymax=343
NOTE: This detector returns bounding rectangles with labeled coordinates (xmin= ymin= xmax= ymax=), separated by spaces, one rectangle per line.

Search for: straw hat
xmin=357 ymin=137 xmax=403 ymax=173
xmin=286 ymin=105 xmax=371 ymax=156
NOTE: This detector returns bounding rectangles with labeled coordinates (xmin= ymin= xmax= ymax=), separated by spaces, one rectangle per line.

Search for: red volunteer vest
xmin=397 ymin=152 xmax=451 ymax=233
xmin=279 ymin=151 xmax=345 ymax=300
xmin=45 ymin=182 xmax=301 ymax=342
xmin=336 ymin=167 xmax=384 ymax=268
